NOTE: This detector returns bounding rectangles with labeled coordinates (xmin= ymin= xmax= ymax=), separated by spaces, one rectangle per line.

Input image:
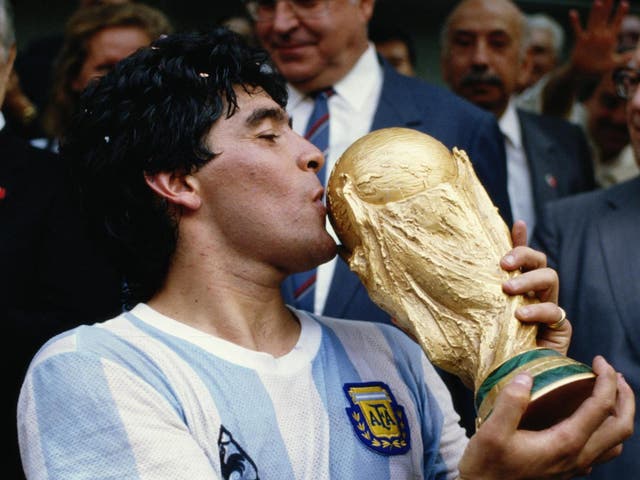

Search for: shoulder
xmin=382 ymin=66 xmax=494 ymax=122
xmin=517 ymin=108 xmax=584 ymax=137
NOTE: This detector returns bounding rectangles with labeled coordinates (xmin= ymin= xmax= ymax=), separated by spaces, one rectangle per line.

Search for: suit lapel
xmin=597 ymin=178 xmax=640 ymax=356
xmin=517 ymin=110 xmax=560 ymax=219
xmin=371 ymin=60 xmax=423 ymax=131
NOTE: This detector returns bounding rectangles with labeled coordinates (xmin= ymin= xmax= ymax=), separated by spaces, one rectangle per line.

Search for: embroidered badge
xmin=218 ymin=425 xmax=259 ymax=480
xmin=343 ymin=382 xmax=411 ymax=455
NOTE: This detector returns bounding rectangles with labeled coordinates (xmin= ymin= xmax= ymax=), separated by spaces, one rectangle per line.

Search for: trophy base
xmin=475 ymin=348 xmax=596 ymax=431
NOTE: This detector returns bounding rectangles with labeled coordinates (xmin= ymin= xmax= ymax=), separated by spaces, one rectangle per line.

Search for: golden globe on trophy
xmin=326 ymin=127 xmax=595 ymax=430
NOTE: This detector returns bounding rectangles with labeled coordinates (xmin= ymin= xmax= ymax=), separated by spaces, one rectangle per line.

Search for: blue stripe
xmin=126 ymin=312 xmax=297 ymax=478
xmin=32 ymin=349 xmax=140 ymax=479
xmin=312 ymin=319 xmax=390 ymax=478
xmin=379 ymin=326 xmax=448 ymax=478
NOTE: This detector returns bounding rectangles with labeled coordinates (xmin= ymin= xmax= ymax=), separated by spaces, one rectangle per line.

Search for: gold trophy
xmin=326 ymin=127 xmax=595 ymax=430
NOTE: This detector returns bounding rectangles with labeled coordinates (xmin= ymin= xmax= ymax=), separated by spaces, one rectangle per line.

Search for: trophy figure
xmin=326 ymin=127 xmax=595 ymax=430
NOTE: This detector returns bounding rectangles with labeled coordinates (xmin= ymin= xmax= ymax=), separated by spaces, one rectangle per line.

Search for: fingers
xmin=610 ymin=0 xmax=630 ymax=31
xmin=502 ymin=265 xmax=558 ymax=304
xmin=501 ymin=245 xmax=547 ymax=273
xmin=482 ymin=374 xmax=533 ymax=432
xmin=517 ymin=305 xmax=572 ymax=355
xmin=584 ymin=372 xmax=635 ymax=462
xmin=569 ymin=9 xmax=583 ymax=37
xmin=563 ymin=357 xmax=617 ymax=439
xmin=510 ymin=220 xmax=528 ymax=248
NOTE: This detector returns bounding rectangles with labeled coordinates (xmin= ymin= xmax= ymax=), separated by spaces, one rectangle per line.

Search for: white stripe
xmin=102 ymin=317 xmax=222 ymax=477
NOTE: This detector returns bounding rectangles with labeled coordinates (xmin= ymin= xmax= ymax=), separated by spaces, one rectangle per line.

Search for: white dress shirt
xmin=500 ymin=98 xmax=536 ymax=239
xmin=286 ymin=44 xmax=383 ymax=314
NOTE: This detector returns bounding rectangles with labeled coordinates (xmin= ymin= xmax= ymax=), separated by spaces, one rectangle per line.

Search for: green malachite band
xmin=475 ymin=348 xmax=592 ymax=413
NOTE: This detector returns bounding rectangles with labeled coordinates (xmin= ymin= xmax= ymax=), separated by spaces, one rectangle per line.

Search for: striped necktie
xmin=290 ymin=87 xmax=334 ymax=312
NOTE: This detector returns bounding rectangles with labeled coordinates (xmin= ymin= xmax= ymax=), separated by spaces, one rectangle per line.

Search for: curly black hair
xmin=62 ymin=27 xmax=288 ymax=308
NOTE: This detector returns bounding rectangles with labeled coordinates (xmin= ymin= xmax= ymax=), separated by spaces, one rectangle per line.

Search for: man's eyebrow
xmin=245 ymin=107 xmax=289 ymax=126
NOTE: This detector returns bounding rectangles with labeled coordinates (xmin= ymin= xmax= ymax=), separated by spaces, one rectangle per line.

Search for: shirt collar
xmin=498 ymin=97 xmax=522 ymax=149
xmin=287 ymin=43 xmax=382 ymax=110
xmin=0 ymin=111 xmax=5 ymax=132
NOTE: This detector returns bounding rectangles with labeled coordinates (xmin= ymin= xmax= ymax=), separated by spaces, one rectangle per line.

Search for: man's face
xmin=253 ymin=0 xmax=373 ymax=93
xmin=375 ymin=39 xmax=415 ymax=77
xmin=72 ymin=26 xmax=151 ymax=92
xmin=584 ymin=74 xmax=630 ymax=162
xmin=194 ymin=87 xmax=336 ymax=273
xmin=441 ymin=0 xmax=524 ymax=118
xmin=526 ymin=27 xmax=557 ymax=86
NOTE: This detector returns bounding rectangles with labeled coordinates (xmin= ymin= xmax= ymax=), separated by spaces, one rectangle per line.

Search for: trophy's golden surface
xmin=326 ymin=127 xmax=595 ymax=429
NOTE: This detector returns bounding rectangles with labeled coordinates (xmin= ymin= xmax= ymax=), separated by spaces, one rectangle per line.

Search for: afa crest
xmin=343 ymin=382 xmax=411 ymax=455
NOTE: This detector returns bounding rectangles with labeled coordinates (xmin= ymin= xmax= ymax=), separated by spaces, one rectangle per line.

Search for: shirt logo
xmin=218 ymin=425 xmax=259 ymax=480
xmin=343 ymin=382 xmax=411 ymax=455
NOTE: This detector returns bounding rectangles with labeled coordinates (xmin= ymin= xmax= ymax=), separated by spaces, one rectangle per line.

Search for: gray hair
xmin=0 ymin=0 xmax=15 ymax=61
xmin=526 ymin=13 xmax=565 ymax=57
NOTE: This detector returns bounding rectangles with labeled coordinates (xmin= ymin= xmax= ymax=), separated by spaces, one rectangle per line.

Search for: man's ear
xmin=144 ymin=171 xmax=202 ymax=210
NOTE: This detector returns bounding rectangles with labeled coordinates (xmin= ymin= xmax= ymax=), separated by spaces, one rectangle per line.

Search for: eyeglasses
xmin=244 ymin=0 xmax=330 ymax=23
xmin=612 ymin=67 xmax=640 ymax=100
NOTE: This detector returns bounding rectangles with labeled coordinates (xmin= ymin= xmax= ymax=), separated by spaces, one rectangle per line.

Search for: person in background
xmin=440 ymin=0 xmax=595 ymax=241
xmin=369 ymin=23 xmax=417 ymax=77
xmin=579 ymin=66 xmax=639 ymax=187
xmin=0 ymin=1 xmax=123 ymax=478
xmin=34 ymin=1 xmax=172 ymax=152
xmin=531 ymin=42 xmax=640 ymax=480
xmin=17 ymin=27 xmax=634 ymax=480
xmin=440 ymin=0 xmax=597 ymax=433
xmin=518 ymin=13 xmax=564 ymax=93
xmin=246 ymin=1 xmax=512 ymax=317
xmin=515 ymin=12 xmax=565 ymax=112
xmin=4 ymin=0 xmax=133 ymax=139
xmin=248 ymin=0 xmax=514 ymax=436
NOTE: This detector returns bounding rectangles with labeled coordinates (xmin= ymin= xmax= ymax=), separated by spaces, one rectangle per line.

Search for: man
xmin=580 ymin=69 xmax=639 ymax=186
xmin=247 ymin=0 xmax=513 ymax=328
xmin=0 ymin=1 xmax=122 ymax=478
xmin=518 ymin=13 xmax=564 ymax=93
xmin=532 ymin=44 xmax=640 ymax=480
xmin=440 ymin=0 xmax=595 ymax=239
xmin=17 ymin=28 xmax=634 ymax=480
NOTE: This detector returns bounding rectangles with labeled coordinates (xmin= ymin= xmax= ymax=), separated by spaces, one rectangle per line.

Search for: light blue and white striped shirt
xmin=18 ymin=304 xmax=467 ymax=479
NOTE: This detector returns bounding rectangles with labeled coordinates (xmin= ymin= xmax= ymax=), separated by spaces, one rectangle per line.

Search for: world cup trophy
xmin=326 ymin=127 xmax=595 ymax=430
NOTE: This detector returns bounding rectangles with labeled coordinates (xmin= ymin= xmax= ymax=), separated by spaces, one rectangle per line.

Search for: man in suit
xmin=249 ymin=0 xmax=512 ymax=324
xmin=0 ymin=2 xmax=122 ymax=477
xmin=248 ymin=0 xmax=515 ymax=437
xmin=440 ymin=0 xmax=596 ymax=242
xmin=531 ymin=44 xmax=640 ymax=480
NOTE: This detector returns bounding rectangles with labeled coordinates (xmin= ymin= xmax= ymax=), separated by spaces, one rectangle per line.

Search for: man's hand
xmin=568 ymin=0 xmax=632 ymax=78
xmin=458 ymin=356 xmax=635 ymax=479
xmin=501 ymin=221 xmax=571 ymax=354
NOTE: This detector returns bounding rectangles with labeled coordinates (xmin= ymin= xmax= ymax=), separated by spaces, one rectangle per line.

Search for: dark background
xmin=9 ymin=0 xmax=640 ymax=86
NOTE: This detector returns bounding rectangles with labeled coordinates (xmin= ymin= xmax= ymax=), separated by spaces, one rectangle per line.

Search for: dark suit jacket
xmin=532 ymin=176 xmax=640 ymax=479
xmin=518 ymin=109 xmax=595 ymax=223
xmin=1 ymin=129 xmax=122 ymax=479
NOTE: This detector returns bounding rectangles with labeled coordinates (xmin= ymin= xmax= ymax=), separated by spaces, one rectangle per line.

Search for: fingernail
xmin=505 ymin=278 xmax=521 ymax=289
xmin=503 ymin=254 xmax=515 ymax=266
xmin=513 ymin=373 xmax=532 ymax=388
xmin=518 ymin=306 xmax=531 ymax=318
